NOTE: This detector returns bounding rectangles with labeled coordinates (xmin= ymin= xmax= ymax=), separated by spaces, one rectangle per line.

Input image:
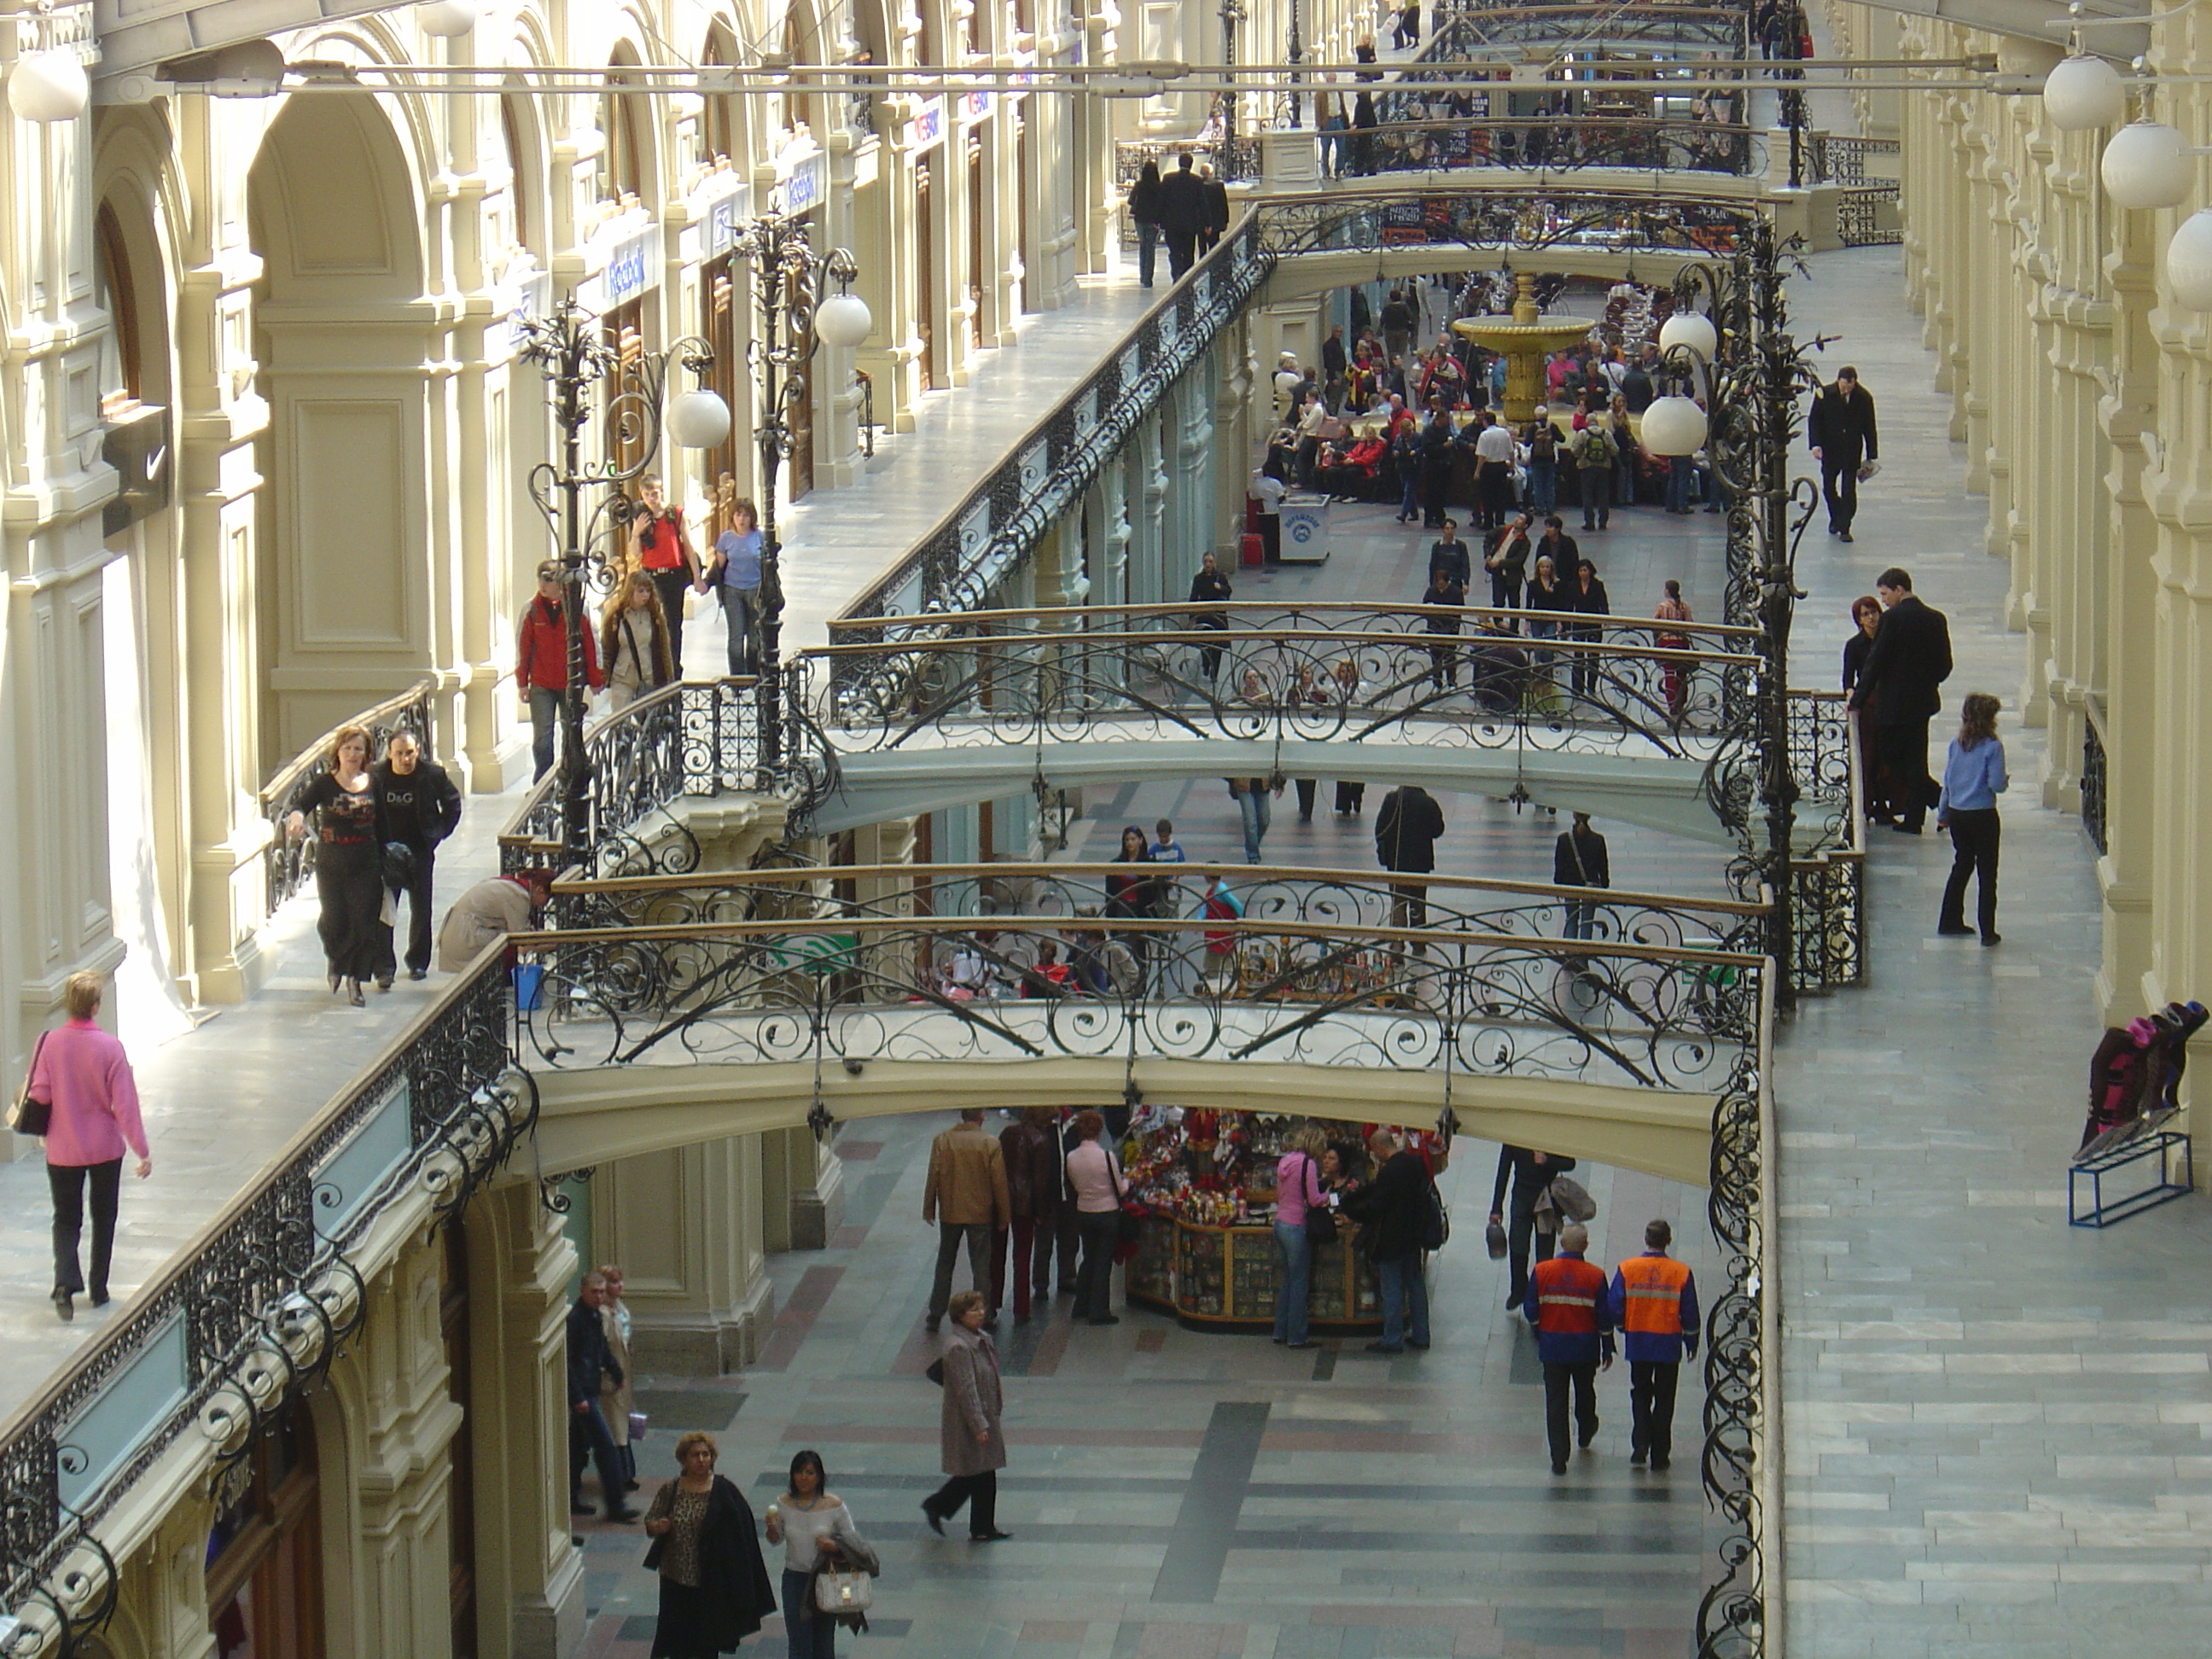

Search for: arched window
xmin=499 ymin=91 xmax=536 ymax=254
xmin=702 ymin=27 xmax=740 ymax=164
xmin=94 ymin=203 xmax=141 ymax=403
xmin=602 ymin=50 xmax=647 ymax=206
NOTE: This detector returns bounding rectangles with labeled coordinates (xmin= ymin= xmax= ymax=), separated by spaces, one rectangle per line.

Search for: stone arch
xmin=247 ymin=89 xmax=434 ymax=760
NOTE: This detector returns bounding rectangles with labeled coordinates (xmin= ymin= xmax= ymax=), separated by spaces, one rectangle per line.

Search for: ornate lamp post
xmin=725 ymin=208 xmax=868 ymax=764
xmin=517 ymin=300 xmax=730 ymax=866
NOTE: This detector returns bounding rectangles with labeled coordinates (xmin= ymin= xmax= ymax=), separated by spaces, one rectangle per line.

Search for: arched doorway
xmin=206 ymin=1402 xmax=324 ymax=1657
xmin=246 ymin=90 xmax=430 ymax=761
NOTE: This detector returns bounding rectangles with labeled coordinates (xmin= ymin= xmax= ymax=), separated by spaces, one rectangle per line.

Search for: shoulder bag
xmin=1294 ymin=1155 xmax=1337 ymax=1245
xmin=9 ymin=1030 xmax=53 ymax=1136
xmin=1547 ymin=1173 xmax=1597 ymax=1223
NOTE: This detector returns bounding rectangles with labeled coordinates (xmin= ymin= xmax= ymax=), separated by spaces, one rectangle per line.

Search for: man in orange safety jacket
xmin=1524 ymin=1221 xmax=1614 ymax=1476
xmin=1607 ymin=1218 xmax=1700 ymax=1472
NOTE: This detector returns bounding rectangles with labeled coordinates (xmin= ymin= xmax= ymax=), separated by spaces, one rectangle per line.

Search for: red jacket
xmin=516 ymin=595 xmax=604 ymax=693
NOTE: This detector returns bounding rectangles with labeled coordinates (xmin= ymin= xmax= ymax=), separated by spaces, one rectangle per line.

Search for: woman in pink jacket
xmin=26 ymin=971 xmax=150 ymax=1321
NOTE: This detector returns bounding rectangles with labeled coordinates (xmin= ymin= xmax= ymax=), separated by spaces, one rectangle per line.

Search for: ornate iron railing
xmin=833 ymin=216 xmax=1275 ymax=626
xmin=257 ymin=679 xmax=437 ymax=917
xmin=2082 ymin=696 xmax=2109 ymax=856
xmin=0 ymin=949 xmax=533 ymax=1656
xmin=1780 ymin=692 xmax=1867 ymax=993
xmin=1254 ymin=184 xmax=1761 ymax=258
xmin=1835 ymin=183 xmax=1901 ymax=247
xmin=1113 ymin=134 xmax=1263 ymax=189
xmin=513 ymin=913 xmax=1763 ymax=1096
xmin=1332 ymin=116 xmax=1760 ymax=178
xmin=1806 ymin=131 xmax=1899 ymax=185
xmin=795 ymin=626 xmax=1758 ymax=765
xmin=497 ymin=674 xmax=836 ymax=876
xmin=550 ymin=859 xmax=1768 ymax=957
xmin=1413 ymin=3 xmax=1749 ymax=59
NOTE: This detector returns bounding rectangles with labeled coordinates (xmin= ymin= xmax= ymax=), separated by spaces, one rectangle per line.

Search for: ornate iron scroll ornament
xmin=1699 ymin=1042 xmax=1767 ymax=1659
xmin=516 ymin=300 xmax=723 ymax=866
xmin=1255 ymin=188 xmax=1761 ymax=262
xmin=0 ymin=955 xmax=533 ymax=1655
xmin=513 ymin=915 xmax=1761 ymax=1097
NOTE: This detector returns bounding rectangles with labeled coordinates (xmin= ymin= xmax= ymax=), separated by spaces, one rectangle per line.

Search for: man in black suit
xmin=1847 ymin=567 xmax=1953 ymax=835
xmin=1156 ymin=152 xmax=1207 ymax=279
xmin=1807 ymin=365 xmax=1878 ymax=541
xmin=372 ymin=729 xmax=463 ymax=984
xmin=568 ymin=1272 xmax=639 ymax=1522
xmin=1375 ymin=784 xmax=1447 ymax=928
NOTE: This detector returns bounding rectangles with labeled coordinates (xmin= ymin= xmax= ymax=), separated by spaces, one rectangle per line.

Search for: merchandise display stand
xmin=2068 ymin=1131 xmax=2192 ymax=1228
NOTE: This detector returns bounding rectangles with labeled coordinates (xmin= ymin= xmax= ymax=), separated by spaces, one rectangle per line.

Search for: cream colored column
xmin=467 ymin=1177 xmax=587 ymax=1659
xmin=594 ymin=1137 xmax=772 ymax=1372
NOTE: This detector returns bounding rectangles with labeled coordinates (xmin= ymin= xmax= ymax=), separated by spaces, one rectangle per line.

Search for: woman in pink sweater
xmin=26 ymin=971 xmax=150 ymax=1321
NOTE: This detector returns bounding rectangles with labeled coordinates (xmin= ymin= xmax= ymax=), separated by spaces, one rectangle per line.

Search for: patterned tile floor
xmin=572 ymin=1108 xmax=1723 ymax=1659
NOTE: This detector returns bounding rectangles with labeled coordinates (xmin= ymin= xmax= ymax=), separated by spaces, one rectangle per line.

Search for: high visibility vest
xmin=1616 ymin=1254 xmax=1691 ymax=1337
xmin=1531 ymin=1255 xmax=1606 ymax=1334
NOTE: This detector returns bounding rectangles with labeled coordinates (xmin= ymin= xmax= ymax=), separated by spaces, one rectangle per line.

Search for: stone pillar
xmin=594 ymin=1137 xmax=772 ymax=1373
xmin=466 ymin=1178 xmax=587 ymax=1659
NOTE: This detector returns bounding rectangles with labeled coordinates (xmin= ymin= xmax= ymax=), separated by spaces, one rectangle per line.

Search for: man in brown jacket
xmin=993 ymin=1107 xmax=1062 ymax=1325
xmin=924 ymin=1109 xmax=1011 ymax=1332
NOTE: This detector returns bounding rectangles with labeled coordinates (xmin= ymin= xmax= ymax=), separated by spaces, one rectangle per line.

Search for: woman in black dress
xmin=1565 ymin=558 xmax=1611 ymax=704
xmin=1841 ymin=594 xmax=1895 ymax=824
xmin=284 ymin=724 xmax=392 ymax=1005
xmin=643 ymin=1431 xmax=777 ymax=1658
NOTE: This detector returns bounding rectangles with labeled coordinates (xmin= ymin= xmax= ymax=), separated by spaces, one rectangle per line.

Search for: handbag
xmin=1109 ymin=1151 xmax=1144 ymax=1247
xmin=627 ymin=1411 xmax=649 ymax=1442
xmin=1485 ymin=1219 xmax=1509 ymax=1260
xmin=1547 ymin=1173 xmax=1597 ymax=1223
xmin=1288 ymin=1155 xmax=1336 ymax=1244
xmin=924 ymin=1357 xmax=946 ymax=1387
xmin=814 ymin=1567 xmax=874 ymax=1615
xmin=9 ymin=1030 xmax=52 ymax=1137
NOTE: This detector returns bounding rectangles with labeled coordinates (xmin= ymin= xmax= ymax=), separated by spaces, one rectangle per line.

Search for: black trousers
xmin=1052 ymin=1203 xmax=1081 ymax=1289
xmin=1505 ymin=1191 xmax=1554 ymax=1304
xmin=1876 ymin=719 xmax=1936 ymax=829
xmin=1295 ymin=778 xmax=1318 ymax=818
xmin=392 ymin=845 xmax=438 ymax=975
xmin=1490 ymin=570 xmax=1522 ymax=610
xmin=1940 ymin=807 xmax=2000 ymax=937
xmin=1629 ymin=1359 xmax=1681 ymax=1466
xmin=649 ymin=568 xmax=690 ymax=675
xmin=1542 ymin=1359 xmax=1600 ymax=1469
xmin=1165 ymin=230 xmax=1198 ymax=278
xmin=569 ymin=1399 xmax=626 ymax=1513
xmin=49 ymin=1158 xmax=122 ymax=1298
xmin=1074 ymin=1208 xmax=1121 ymax=1321
xmin=1820 ymin=457 xmax=1860 ymax=533
xmin=1336 ymin=780 xmax=1365 ymax=814
xmin=1196 ymin=621 xmax=1227 ymax=681
xmin=925 ymin=1470 xmax=998 ymax=1535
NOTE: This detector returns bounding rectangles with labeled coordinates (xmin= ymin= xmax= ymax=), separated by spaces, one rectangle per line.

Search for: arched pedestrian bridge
xmin=513 ymin=862 xmax=1770 ymax=1188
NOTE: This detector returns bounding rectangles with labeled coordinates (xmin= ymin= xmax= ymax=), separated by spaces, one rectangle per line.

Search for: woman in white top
xmin=763 ymin=1448 xmax=852 ymax=1659
xmin=1064 ymin=1109 xmax=1126 ymax=1326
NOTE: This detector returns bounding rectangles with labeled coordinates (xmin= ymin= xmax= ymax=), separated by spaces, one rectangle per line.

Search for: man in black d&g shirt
xmin=373 ymin=730 xmax=463 ymax=984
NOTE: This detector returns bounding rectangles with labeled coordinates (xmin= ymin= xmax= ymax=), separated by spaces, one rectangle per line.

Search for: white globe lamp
xmin=1658 ymin=310 xmax=1718 ymax=364
xmin=2102 ymin=120 xmax=2193 ymax=210
xmin=2167 ymin=209 xmax=2212 ymax=311
xmin=417 ymin=0 xmax=477 ymax=35
xmin=2042 ymin=54 xmax=2125 ymax=132
xmin=8 ymin=46 xmax=89 ymax=122
xmin=814 ymin=290 xmax=872 ymax=348
xmin=666 ymin=387 xmax=732 ymax=449
xmin=1639 ymin=394 xmax=1708 ymax=458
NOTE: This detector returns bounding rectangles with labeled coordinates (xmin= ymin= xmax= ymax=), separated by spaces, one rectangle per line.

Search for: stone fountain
xmin=1450 ymin=272 xmax=1599 ymax=424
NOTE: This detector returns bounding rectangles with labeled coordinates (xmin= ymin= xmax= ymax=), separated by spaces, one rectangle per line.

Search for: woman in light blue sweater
xmin=1936 ymin=692 xmax=2007 ymax=946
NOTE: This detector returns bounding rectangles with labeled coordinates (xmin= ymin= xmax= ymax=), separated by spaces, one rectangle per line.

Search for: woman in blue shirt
xmin=712 ymin=495 xmax=765 ymax=676
xmin=1936 ymin=692 xmax=2006 ymax=946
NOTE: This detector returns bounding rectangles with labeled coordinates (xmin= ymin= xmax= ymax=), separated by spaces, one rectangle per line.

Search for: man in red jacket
xmin=518 ymin=561 xmax=605 ymax=781
xmin=1525 ymin=1221 xmax=1615 ymax=1475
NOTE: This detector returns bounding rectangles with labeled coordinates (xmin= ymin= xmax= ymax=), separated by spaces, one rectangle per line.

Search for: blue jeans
xmin=1272 ymin=1221 xmax=1313 ymax=1344
xmin=782 ymin=1567 xmax=835 ymax=1658
xmin=1398 ymin=468 xmax=1421 ymax=521
xmin=1565 ymin=898 xmax=1602 ymax=941
xmin=1138 ymin=222 xmax=1159 ymax=287
xmin=719 ymin=583 xmax=762 ymax=675
xmin=1236 ymin=789 xmax=1271 ymax=863
xmin=1614 ymin=448 xmax=1636 ymax=506
xmin=528 ymin=686 xmax=562 ymax=781
xmin=1528 ymin=455 xmax=1556 ymax=514
xmin=1665 ymin=455 xmax=1693 ymax=513
xmin=1377 ymin=1254 xmax=1429 ymax=1349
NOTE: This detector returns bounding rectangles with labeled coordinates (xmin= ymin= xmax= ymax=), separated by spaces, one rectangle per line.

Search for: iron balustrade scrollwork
xmin=1805 ymin=131 xmax=1899 ymax=186
xmin=1410 ymin=3 xmax=1749 ymax=61
xmin=1835 ymin=183 xmax=1902 ymax=247
xmin=546 ymin=859 xmax=1770 ymax=965
xmin=2082 ymin=698 xmax=2109 ymax=856
xmin=497 ymin=676 xmax=836 ymax=876
xmin=511 ymin=915 xmax=1765 ymax=1097
xmin=1112 ymin=135 xmax=1262 ymax=194
xmin=795 ymin=626 xmax=1759 ymax=768
xmin=1777 ymin=690 xmax=1866 ymax=993
xmin=1336 ymin=117 xmax=1761 ymax=178
xmin=258 ymin=678 xmax=437 ymax=917
xmin=0 ymin=950 xmax=531 ymax=1655
xmin=1254 ymin=187 xmax=1761 ymax=260
xmin=835 ymin=217 xmax=1274 ymax=628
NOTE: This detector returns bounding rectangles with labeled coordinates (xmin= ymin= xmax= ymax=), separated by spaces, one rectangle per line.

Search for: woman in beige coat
xmin=599 ymin=1262 xmax=638 ymax=1491
xmin=919 ymin=1289 xmax=1010 ymax=1541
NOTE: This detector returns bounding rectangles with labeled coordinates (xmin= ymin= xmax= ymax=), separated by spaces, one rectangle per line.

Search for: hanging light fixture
xmin=814 ymin=289 xmax=873 ymax=348
xmin=2042 ymin=52 xmax=2125 ymax=131
xmin=1639 ymin=394 xmax=1708 ymax=458
xmin=416 ymin=0 xmax=478 ymax=36
xmin=666 ymin=387 xmax=733 ymax=448
xmin=2166 ymin=208 xmax=2212 ymax=310
xmin=8 ymin=45 xmax=89 ymax=122
xmin=2102 ymin=119 xmax=2194 ymax=210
